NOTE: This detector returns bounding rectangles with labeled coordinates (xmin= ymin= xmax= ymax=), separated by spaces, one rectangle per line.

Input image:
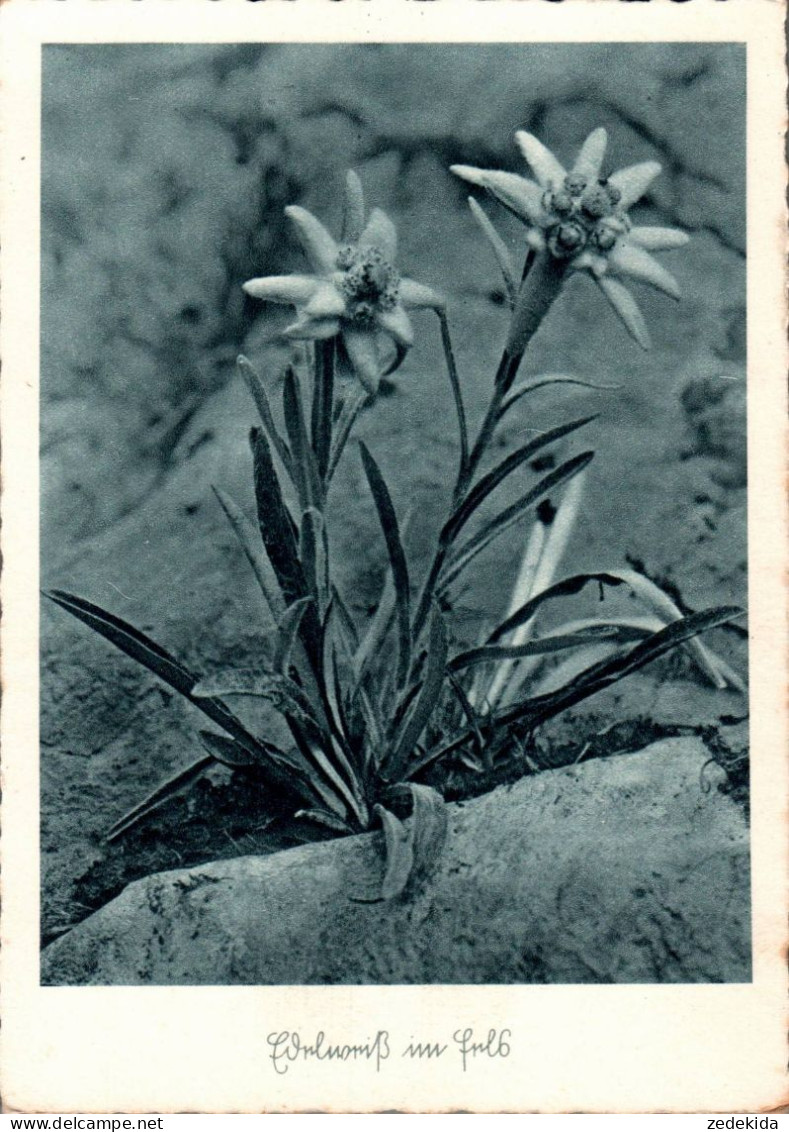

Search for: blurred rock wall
xmin=42 ymin=42 xmax=744 ymax=547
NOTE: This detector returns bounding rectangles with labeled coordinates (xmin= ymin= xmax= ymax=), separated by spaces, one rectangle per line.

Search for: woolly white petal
xmin=608 ymin=242 xmax=681 ymax=299
xmin=359 ymin=208 xmax=397 ymax=262
xmin=571 ymin=128 xmax=608 ymax=183
xmin=342 ymin=326 xmax=382 ymax=393
xmin=515 ymin=131 xmax=566 ymax=188
xmin=452 ymin=166 xmax=545 ymax=224
xmin=571 ymin=250 xmax=608 ymax=277
xmin=284 ymin=316 xmax=341 ymax=341
xmin=399 ymin=277 xmax=445 ymax=310
xmin=342 ymin=170 xmax=365 ymax=244
xmin=375 ymin=305 xmax=414 ymax=348
xmin=303 ymin=281 xmax=346 ymax=319
xmin=285 ymin=205 xmax=339 ymax=275
xmin=628 ymin=226 xmax=690 ymax=252
xmin=242 ymin=274 xmax=321 ymax=305
xmin=607 ymin=161 xmax=661 ymax=209
xmin=450 ymin=164 xmax=490 ymax=187
xmin=525 ymin=229 xmax=547 ymax=252
xmin=596 ymin=276 xmax=651 ymax=351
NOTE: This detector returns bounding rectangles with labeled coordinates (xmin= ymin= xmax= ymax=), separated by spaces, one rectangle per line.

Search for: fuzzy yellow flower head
xmin=243 ymin=172 xmax=444 ymax=392
xmin=452 ymin=128 xmax=689 ymax=350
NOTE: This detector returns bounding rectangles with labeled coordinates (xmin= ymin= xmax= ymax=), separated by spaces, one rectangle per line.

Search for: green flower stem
xmin=455 ymin=253 xmax=568 ymax=501
xmin=507 ymin=251 xmax=567 ymax=358
xmin=416 ymin=255 xmax=569 ymax=641
xmin=311 ymin=338 xmax=336 ymax=484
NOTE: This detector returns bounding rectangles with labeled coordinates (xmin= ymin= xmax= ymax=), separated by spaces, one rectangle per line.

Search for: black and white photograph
xmin=1 ymin=0 xmax=786 ymax=1115
xmin=38 ymin=37 xmax=751 ymax=987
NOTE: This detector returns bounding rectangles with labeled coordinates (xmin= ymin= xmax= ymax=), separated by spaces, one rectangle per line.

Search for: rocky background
xmin=40 ymin=44 xmax=748 ymax=976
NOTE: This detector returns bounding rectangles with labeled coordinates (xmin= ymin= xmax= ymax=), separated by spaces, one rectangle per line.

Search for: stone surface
xmin=41 ymin=739 xmax=751 ymax=986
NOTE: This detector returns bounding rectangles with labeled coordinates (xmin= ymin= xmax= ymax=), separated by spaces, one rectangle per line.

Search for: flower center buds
xmin=550 ymin=189 xmax=574 ymax=216
xmin=593 ymin=224 xmax=617 ymax=252
xmin=338 ymin=245 xmax=400 ymax=322
xmin=547 ymin=221 xmax=587 ymax=259
xmin=580 ymin=185 xmax=613 ymax=220
xmin=563 ymin=173 xmax=587 ymax=197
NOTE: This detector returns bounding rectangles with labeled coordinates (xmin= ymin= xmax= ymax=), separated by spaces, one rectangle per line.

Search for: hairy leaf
xmin=487 ymin=571 xmax=629 ymax=645
xmin=495 ymin=605 xmax=745 ymax=730
xmin=437 ymin=309 xmax=469 ymax=481
xmin=311 ymin=338 xmax=335 ymax=480
xmin=282 ymin=366 xmax=323 ymax=511
xmin=441 ymin=415 xmax=596 ymax=545
xmin=212 ymin=486 xmax=284 ymax=621
xmin=299 ymin=507 xmax=329 ymax=618
xmin=273 ymin=596 xmax=314 ymax=675
xmin=393 ymin=783 xmax=449 ymax=884
xmin=439 ymin=452 xmax=594 ymax=592
xmin=327 ymin=385 xmax=370 ymax=483
xmin=237 ymin=355 xmax=293 ymax=476
xmin=193 ymin=669 xmax=325 ymax=735
xmin=44 ymin=591 xmax=289 ymax=772
xmin=359 ymin=442 xmax=412 ymax=689
xmin=449 ymin=623 xmax=630 ymax=673
xmin=467 ymin=196 xmax=517 ymax=306
xmin=250 ymin=426 xmax=307 ymax=610
xmin=373 ymin=803 xmax=415 ymax=901
xmin=498 ymin=374 xmax=621 ymax=422
xmin=387 ymin=610 xmax=448 ymax=781
xmin=106 ymin=755 xmax=214 ymax=842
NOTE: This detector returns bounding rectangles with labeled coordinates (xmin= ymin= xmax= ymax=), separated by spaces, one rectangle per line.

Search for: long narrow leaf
xmin=449 ymin=623 xmax=633 ymax=674
xmin=330 ymin=584 xmax=360 ymax=653
xmin=212 ymin=486 xmax=284 ymax=621
xmin=495 ymin=605 xmax=745 ymax=730
xmin=327 ymin=385 xmax=370 ymax=483
xmin=106 ymin=755 xmax=214 ymax=842
xmin=447 ymin=671 xmax=486 ymax=760
xmin=439 ymin=452 xmax=594 ymax=593
xmin=359 ymin=442 xmax=412 ymax=689
xmin=311 ymin=338 xmax=335 ymax=480
xmin=386 ymin=609 xmax=448 ymax=781
xmin=352 ymin=575 xmax=396 ymax=686
xmin=410 ymin=605 xmax=744 ymax=779
xmin=441 ymin=415 xmax=597 ymax=545
xmin=45 ymin=590 xmax=288 ymax=770
xmin=498 ymin=375 xmax=621 ymax=422
xmin=193 ymin=670 xmax=325 ymax=735
xmin=198 ymin=729 xmax=263 ymax=768
xmin=487 ymin=571 xmax=629 ymax=645
xmin=250 ymin=426 xmax=307 ymax=610
xmin=237 ymin=355 xmax=293 ymax=477
xmin=273 ymin=596 xmax=314 ymax=675
xmin=437 ymin=309 xmax=469 ymax=482
xmin=467 ymin=196 xmax=517 ymax=305
xmin=282 ymin=367 xmax=323 ymax=512
xmin=374 ymin=803 xmax=415 ymax=901
xmin=605 ymin=568 xmax=732 ymax=690
xmin=299 ymin=507 xmax=329 ymax=619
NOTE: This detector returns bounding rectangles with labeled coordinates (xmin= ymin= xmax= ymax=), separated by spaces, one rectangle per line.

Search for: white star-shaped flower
xmin=451 ymin=128 xmax=689 ymax=349
xmin=243 ymin=172 xmax=444 ymax=392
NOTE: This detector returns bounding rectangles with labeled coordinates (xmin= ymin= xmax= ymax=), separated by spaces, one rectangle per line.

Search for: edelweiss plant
xmin=49 ymin=128 xmax=743 ymax=899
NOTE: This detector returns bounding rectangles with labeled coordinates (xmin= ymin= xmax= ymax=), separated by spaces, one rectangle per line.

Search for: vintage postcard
xmin=1 ymin=0 xmax=786 ymax=1114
